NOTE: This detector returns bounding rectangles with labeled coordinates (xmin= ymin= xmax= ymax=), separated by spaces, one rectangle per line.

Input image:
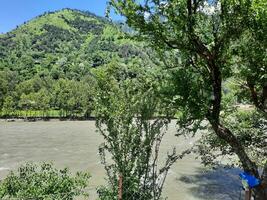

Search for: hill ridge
xmin=4 ymin=8 xmax=109 ymax=35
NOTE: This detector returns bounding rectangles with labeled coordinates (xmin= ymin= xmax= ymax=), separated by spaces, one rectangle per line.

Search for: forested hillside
xmin=0 ymin=8 xmax=154 ymax=118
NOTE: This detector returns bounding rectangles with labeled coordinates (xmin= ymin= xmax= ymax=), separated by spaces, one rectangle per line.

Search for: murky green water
xmin=0 ymin=121 xmax=242 ymax=200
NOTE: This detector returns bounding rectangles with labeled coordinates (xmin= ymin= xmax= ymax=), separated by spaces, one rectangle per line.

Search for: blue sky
xmin=0 ymin=0 xmax=121 ymax=33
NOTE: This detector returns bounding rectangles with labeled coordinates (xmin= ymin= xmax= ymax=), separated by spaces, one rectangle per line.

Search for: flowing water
xmin=0 ymin=121 xmax=243 ymax=200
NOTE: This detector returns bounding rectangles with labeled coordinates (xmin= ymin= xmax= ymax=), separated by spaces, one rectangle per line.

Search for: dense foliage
xmin=108 ymin=0 xmax=266 ymax=199
xmin=0 ymin=163 xmax=90 ymax=200
xmin=0 ymin=8 xmax=155 ymax=118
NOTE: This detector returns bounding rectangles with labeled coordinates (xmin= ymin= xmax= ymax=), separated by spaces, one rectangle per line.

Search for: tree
xmin=1 ymin=96 xmax=16 ymax=117
xmin=80 ymin=76 xmax=96 ymax=118
xmin=35 ymin=89 xmax=51 ymax=117
xmin=15 ymin=76 xmax=43 ymax=97
xmin=18 ymin=93 xmax=37 ymax=118
xmin=93 ymin=61 xmax=177 ymax=199
xmin=52 ymin=79 xmax=85 ymax=118
xmin=108 ymin=0 xmax=267 ymax=199
xmin=52 ymin=79 xmax=70 ymax=117
xmin=0 ymin=69 xmax=18 ymax=109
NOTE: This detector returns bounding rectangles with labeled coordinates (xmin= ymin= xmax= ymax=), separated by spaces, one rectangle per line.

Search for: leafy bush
xmin=94 ymin=62 xmax=175 ymax=200
xmin=0 ymin=162 xmax=91 ymax=200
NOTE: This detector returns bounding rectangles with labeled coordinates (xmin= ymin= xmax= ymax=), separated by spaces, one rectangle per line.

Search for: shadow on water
xmin=178 ymin=167 xmax=244 ymax=200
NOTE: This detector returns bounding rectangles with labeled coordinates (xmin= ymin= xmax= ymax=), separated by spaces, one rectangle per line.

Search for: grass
xmin=0 ymin=110 xmax=65 ymax=118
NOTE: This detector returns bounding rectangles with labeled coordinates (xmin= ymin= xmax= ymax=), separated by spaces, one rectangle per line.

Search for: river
xmin=0 ymin=120 xmax=243 ymax=200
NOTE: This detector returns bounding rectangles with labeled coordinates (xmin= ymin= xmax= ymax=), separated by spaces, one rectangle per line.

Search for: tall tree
xmin=108 ymin=0 xmax=267 ymax=199
xmin=1 ymin=96 xmax=16 ymax=117
xmin=0 ymin=69 xmax=18 ymax=109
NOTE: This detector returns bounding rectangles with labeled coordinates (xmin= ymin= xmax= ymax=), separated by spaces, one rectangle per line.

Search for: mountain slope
xmin=0 ymin=8 xmax=149 ymax=80
xmin=0 ymin=9 xmax=156 ymax=118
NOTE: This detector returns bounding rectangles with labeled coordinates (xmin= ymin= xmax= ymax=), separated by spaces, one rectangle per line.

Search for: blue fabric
xmin=239 ymin=172 xmax=260 ymax=188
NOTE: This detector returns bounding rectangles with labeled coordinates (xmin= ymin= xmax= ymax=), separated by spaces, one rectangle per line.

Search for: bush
xmin=0 ymin=162 xmax=91 ymax=200
xmin=94 ymin=62 xmax=175 ymax=200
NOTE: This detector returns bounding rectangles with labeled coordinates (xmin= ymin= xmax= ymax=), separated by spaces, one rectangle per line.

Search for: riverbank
xmin=0 ymin=115 xmax=175 ymax=122
xmin=0 ymin=116 xmax=96 ymax=122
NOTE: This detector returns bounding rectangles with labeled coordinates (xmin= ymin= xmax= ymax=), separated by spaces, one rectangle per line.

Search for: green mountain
xmin=0 ymin=9 xmax=153 ymax=118
xmin=0 ymin=8 xmax=148 ymax=80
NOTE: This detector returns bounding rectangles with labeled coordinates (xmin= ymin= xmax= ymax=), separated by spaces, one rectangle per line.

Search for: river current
xmin=0 ymin=120 xmax=242 ymax=200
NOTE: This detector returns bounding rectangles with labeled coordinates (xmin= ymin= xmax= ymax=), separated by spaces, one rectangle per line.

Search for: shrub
xmin=0 ymin=162 xmax=91 ymax=200
xmin=93 ymin=62 xmax=176 ymax=200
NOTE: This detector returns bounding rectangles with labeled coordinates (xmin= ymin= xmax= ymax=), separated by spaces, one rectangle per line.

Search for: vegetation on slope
xmin=0 ymin=8 xmax=155 ymax=118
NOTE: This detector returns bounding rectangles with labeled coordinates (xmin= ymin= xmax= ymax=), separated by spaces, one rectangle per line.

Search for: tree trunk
xmin=206 ymin=59 xmax=267 ymax=199
xmin=253 ymin=163 xmax=267 ymax=200
xmin=253 ymin=187 xmax=267 ymax=200
xmin=191 ymin=27 xmax=267 ymax=199
xmin=209 ymin=120 xmax=267 ymax=200
xmin=206 ymin=58 xmax=258 ymax=175
xmin=209 ymin=121 xmax=259 ymax=174
xmin=247 ymin=80 xmax=267 ymax=117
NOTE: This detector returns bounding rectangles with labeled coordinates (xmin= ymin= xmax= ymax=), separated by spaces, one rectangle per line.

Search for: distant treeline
xmin=0 ymin=70 xmax=95 ymax=119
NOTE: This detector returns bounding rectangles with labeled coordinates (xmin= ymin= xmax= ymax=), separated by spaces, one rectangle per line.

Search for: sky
xmin=0 ymin=0 xmax=122 ymax=33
